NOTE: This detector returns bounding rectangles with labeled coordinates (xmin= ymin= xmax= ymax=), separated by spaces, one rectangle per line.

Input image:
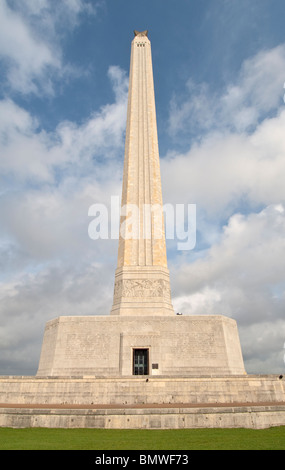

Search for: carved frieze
xmin=114 ymin=279 xmax=171 ymax=299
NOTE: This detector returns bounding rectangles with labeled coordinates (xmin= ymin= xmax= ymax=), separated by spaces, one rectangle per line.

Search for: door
xmin=133 ymin=349 xmax=149 ymax=375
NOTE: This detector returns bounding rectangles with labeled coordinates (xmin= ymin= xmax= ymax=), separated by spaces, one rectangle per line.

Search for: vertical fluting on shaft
xmin=111 ymin=31 xmax=174 ymax=316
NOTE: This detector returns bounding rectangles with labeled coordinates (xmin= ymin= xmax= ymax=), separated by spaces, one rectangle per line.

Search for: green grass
xmin=0 ymin=427 xmax=284 ymax=450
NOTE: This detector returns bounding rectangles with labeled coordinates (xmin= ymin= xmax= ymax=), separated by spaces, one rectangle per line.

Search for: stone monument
xmin=36 ymin=31 xmax=246 ymax=378
xmin=0 ymin=32 xmax=284 ymax=430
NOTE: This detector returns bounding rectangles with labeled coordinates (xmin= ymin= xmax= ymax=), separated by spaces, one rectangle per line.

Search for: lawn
xmin=0 ymin=426 xmax=284 ymax=450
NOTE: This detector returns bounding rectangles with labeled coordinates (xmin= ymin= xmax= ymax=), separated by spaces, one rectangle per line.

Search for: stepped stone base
xmin=36 ymin=314 xmax=246 ymax=377
xmin=0 ymin=375 xmax=285 ymax=429
xmin=1 ymin=403 xmax=285 ymax=429
xmin=0 ymin=374 xmax=284 ymax=405
xmin=0 ymin=375 xmax=284 ymax=429
xmin=2 ymin=314 xmax=284 ymax=429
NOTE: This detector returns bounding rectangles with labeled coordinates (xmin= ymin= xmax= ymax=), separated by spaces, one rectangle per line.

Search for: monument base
xmin=0 ymin=375 xmax=284 ymax=429
xmin=1 ymin=402 xmax=285 ymax=430
xmin=36 ymin=314 xmax=246 ymax=377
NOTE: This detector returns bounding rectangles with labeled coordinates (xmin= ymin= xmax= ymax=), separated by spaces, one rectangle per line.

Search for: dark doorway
xmin=133 ymin=349 xmax=149 ymax=375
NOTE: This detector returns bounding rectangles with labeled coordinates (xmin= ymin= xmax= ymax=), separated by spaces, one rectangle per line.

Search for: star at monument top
xmin=134 ymin=30 xmax=148 ymax=37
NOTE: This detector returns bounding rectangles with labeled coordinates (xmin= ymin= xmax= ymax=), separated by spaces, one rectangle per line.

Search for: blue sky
xmin=1 ymin=0 xmax=285 ymax=375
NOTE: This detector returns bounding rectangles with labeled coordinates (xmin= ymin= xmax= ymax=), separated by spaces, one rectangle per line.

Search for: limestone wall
xmin=1 ymin=404 xmax=285 ymax=429
xmin=36 ymin=315 xmax=246 ymax=377
xmin=0 ymin=375 xmax=284 ymax=406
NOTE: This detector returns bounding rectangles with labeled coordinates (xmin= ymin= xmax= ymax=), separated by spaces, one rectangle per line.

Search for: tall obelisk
xmin=111 ymin=31 xmax=174 ymax=316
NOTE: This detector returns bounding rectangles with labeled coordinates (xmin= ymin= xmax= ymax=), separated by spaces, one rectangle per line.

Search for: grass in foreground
xmin=0 ymin=427 xmax=284 ymax=450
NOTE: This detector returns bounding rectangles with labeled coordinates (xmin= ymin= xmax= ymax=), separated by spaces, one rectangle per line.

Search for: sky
xmin=0 ymin=0 xmax=285 ymax=376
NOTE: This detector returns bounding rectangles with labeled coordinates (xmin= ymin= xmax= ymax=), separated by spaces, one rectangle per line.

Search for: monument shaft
xmin=111 ymin=31 xmax=174 ymax=316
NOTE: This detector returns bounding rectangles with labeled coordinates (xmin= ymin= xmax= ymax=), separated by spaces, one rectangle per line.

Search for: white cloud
xmin=162 ymin=108 xmax=285 ymax=218
xmin=221 ymin=45 xmax=285 ymax=127
xmin=0 ymin=63 xmax=127 ymax=373
xmin=240 ymin=320 xmax=285 ymax=374
xmin=0 ymin=260 xmax=115 ymax=374
xmin=0 ymin=0 xmax=60 ymax=94
xmin=164 ymin=44 xmax=285 ymax=375
xmin=169 ymin=44 xmax=285 ymax=136
xmin=170 ymin=205 xmax=285 ymax=373
xmin=0 ymin=62 xmax=127 ymax=267
xmin=55 ymin=67 xmax=128 ymax=167
xmin=0 ymin=65 xmax=127 ymax=187
xmin=172 ymin=205 xmax=285 ymax=310
xmin=0 ymin=99 xmax=54 ymax=183
xmin=10 ymin=0 xmax=98 ymax=34
xmin=0 ymin=0 xmax=97 ymax=94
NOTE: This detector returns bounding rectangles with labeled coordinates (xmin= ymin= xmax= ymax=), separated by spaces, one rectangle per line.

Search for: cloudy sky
xmin=1 ymin=0 xmax=285 ymax=375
